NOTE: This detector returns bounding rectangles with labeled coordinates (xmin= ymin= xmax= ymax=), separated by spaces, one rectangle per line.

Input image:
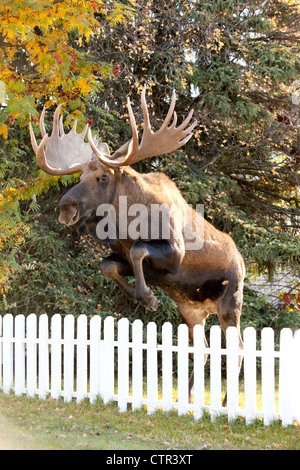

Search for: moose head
xmin=29 ymin=86 xmax=197 ymax=230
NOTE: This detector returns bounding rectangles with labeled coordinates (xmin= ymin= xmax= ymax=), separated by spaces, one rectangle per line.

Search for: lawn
xmin=0 ymin=391 xmax=299 ymax=450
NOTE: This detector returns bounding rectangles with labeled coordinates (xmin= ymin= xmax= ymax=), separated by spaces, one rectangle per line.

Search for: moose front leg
xmin=130 ymin=240 xmax=182 ymax=311
xmin=101 ymin=242 xmax=182 ymax=312
xmin=100 ymin=254 xmax=136 ymax=300
xmin=100 ymin=250 xmax=161 ymax=310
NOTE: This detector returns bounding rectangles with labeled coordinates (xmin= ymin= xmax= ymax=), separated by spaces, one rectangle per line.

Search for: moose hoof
xmin=139 ymin=290 xmax=159 ymax=312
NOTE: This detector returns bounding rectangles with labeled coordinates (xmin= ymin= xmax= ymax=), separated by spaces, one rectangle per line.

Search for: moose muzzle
xmin=58 ymin=201 xmax=80 ymax=226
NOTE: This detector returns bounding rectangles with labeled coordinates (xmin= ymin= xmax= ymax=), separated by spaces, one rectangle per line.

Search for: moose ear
xmin=94 ymin=142 xmax=110 ymax=157
xmin=110 ymin=140 xmax=133 ymax=162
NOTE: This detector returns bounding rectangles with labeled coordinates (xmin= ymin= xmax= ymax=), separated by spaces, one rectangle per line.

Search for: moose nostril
xmin=72 ymin=210 xmax=78 ymax=222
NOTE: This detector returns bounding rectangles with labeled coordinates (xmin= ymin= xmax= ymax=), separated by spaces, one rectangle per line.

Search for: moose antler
xmin=88 ymin=86 xmax=197 ymax=168
xmin=29 ymin=103 xmax=97 ymax=175
xmin=30 ymin=87 xmax=197 ymax=174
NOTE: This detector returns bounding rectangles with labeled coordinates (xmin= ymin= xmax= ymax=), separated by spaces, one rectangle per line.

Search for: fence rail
xmin=0 ymin=314 xmax=299 ymax=427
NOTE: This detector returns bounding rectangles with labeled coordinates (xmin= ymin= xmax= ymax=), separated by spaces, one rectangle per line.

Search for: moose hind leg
xmin=177 ymin=301 xmax=213 ymax=402
xmin=216 ymin=286 xmax=244 ymax=407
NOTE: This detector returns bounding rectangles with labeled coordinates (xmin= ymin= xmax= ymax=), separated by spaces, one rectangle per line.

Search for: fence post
xmin=147 ymin=322 xmax=158 ymax=415
xmin=261 ymin=328 xmax=275 ymax=426
xmin=132 ymin=319 xmax=143 ymax=411
xmin=118 ymin=317 xmax=129 ymax=412
xmin=51 ymin=314 xmax=62 ymax=400
xmin=76 ymin=315 xmax=88 ymax=403
xmin=193 ymin=324 xmax=205 ymax=420
xmin=38 ymin=314 xmax=49 ymax=399
xmin=89 ymin=315 xmax=101 ymax=404
xmin=15 ymin=315 xmax=25 ymax=396
xmin=162 ymin=322 xmax=173 ymax=413
xmin=244 ymin=327 xmax=257 ymax=425
xmin=210 ymin=325 xmax=222 ymax=420
xmin=177 ymin=324 xmax=189 ymax=416
xmin=26 ymin=314 xmax=37 ymax=397
xmin=226 ymin=326 xmax=239 ymax=422
xmin=63 ymin=315 xmax=74 ymax=402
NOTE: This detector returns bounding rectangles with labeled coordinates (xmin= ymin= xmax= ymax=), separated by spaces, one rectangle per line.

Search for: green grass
xmin=0 ymin=391 xmax=299 ymax=450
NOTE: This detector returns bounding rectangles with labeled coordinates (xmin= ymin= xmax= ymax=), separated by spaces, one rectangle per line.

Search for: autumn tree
xmin=0 ymin=0 xmax=133 ymax=292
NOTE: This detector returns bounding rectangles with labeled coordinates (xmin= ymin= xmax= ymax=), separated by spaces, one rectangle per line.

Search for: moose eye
xmin=96 ymin=174 xmax=108 ymax=183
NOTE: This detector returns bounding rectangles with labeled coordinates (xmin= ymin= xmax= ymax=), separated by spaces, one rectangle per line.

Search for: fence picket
xmin=51 ymin=314 xmax=62 ymax=400
xmin=193 ymin=324 xmax=205 ymax=420
xmin=38 ymin=314 xmax=49 ymax=399
xmin=177 ymin=324 xmax=189 ymax=416
xmin=147 ymin=322 xmax=158 ymax=415
xmin=162 ymin=322 xmax=173 ymax=412
xmin=132 ymin=319 xmax=143 ymax=411
xmin=89 ymin=315 xmax=101 ymax=404
xmin=279 ymin=328 xmax=294 ymax=427
xmin=210 ymin=325 xmax=222 ymax=420
xmin=15 ymin=314 xmax=25 ymax=396
xmin=118 ymin=318 xmax=129 ymax=412
xmin=0 ymin=315 xmax=2 ymax=387
xmin=3 ymin=314 xmax=13 ymax=394
xmin=63 ymin=315 xmax=74 ymax=402
xmin=244 ymin=327 xmax=257 ymax=425
xmin=226 ymin=326 xmax=239 ymax=422
xmin=26 ymin=314 xmax=37 ymax=397
xmin=101 ymin=316 xmax=115 ymax=403
xmin=77 ymin=315 xmax=88 ymax=403
xmin=0 ymin=314 xmax=299 ymax=426
xmin=293 ymin=330 xmax=300 ymax=425
xmin=261 ymin=328 xmax=275 ymax=425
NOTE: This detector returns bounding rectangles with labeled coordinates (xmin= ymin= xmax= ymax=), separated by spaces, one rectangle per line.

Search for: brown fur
xmin=59 ymin=161 xmax=245 ymax=402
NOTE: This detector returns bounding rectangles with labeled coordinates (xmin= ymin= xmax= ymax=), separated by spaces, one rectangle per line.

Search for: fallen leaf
xmin=70 ymin=424 xmax=79 ymax=431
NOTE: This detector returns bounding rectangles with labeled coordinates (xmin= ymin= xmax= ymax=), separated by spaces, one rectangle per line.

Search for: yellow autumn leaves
xmin=0 ymin=123 xmax=8 ymax=139
xmin=0 ymin=0 xmax=135 ymax=294
xmin=0 ymin=0 xmax=134 ymax=127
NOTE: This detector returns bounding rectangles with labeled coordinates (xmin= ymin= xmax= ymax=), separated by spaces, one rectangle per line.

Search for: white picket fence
xmin=0 ymin=314 xmax=299 ymax=427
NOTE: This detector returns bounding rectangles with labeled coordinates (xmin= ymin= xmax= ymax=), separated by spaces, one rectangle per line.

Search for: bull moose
xmin=30 ymin=86 xmax=245 ymax=401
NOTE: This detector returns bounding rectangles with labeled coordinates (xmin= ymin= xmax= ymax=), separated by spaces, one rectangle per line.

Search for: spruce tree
xmin=88 ymin=0 xmax=300 ymax=297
